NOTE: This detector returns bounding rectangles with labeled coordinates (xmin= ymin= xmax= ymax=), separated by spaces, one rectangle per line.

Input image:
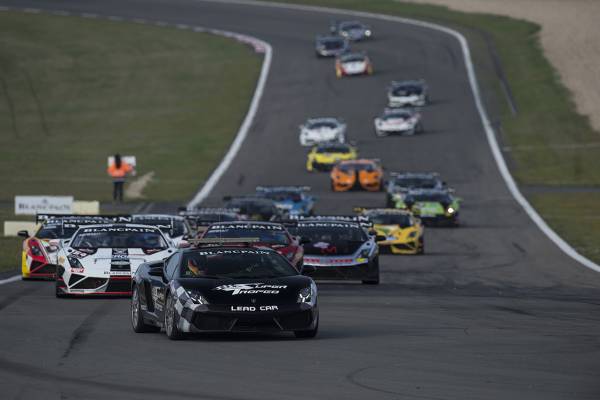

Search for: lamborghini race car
xmin=288 ymin=217 xmax=380 ymax=284
xmin=179 ymin=208 xmax=240 ymax=235
xmin=335 ymin=52 xmax=373 ymax=78
xmin=374 ymin=108 xmax=423 ymax=137
xmin=400 ymin=189 xmax=461 ymax=226
xmin=255 ymin=186 xmax=315 ymax=217
xmin=131 ymin=241 xmax=318 ymax=339
xmin=387 ymin=79 xmax=429 ymax=107
xmin=299 ymin=117 xmax=346 ymax=147
xmin=330 ymin=159 xmax=383 ymax=192
xmin=19 ymin=214 xmax=128 ymax=280
xmin=306 ymin=142 xmax=357 ymax=172
xmin=330 ymin=20 xmax=372 ymax=41
xmin=355 ymin=208 xmax=424 ymax=254
xmin=201 ymin=221 xmax=306 ymax=271
xmin=55 ymin=224 xmax=175 ymax=297
xmin=386 ymin=172 xmax=447 ymax=207
xmin=131 ymin=214 xmax=192 ymax=247
xmin=315 ymin=35 xmax=349 ymax=57
xmin=223 ymin=195 xmax=287 ymax=221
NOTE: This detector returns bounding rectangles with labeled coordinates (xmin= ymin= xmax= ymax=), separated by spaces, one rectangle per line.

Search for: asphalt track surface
xmin=2 ymin=1 xmax=600 ymax=399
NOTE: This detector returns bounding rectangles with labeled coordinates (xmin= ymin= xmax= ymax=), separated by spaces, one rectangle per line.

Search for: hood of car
xmin=176 ymin=275 xmax=311 ymax=306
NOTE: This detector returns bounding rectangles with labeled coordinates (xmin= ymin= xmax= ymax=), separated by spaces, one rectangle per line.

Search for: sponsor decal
xmin=81 ymin=227 xmax=158 ymax=234
xmin=230 ymin=305 xmax=279 ymax=312
xmin=104 ymin=271 xmax=131 ymax=276
xmin=196 ymin=249 xmax=271 ymax=256
xmin=208 ymin=223 xmax=283 ymax=231
xmin=214 ymin=283 xmax=287 ymax=295
xmin=15 ymin=196 xmax=73 ymax=215
xmin=298 ymin=222 xmax=357 ymax=229
xmin=111 ymin=248 xmax=129 ymax=260
xmin=70 ymin=267 xmax=85 ymax=273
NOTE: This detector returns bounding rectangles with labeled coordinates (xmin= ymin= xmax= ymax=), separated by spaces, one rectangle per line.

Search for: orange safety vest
xmin=107 ymin=161 xmax=132 ymax=179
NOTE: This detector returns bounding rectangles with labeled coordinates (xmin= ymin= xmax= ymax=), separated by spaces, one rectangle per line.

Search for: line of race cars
xmin=14 ymin=20 xmax=462 ymax=340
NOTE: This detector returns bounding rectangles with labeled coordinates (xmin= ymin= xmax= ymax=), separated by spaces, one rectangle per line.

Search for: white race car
xmin=299 ymin=117 xmax=346 ymax=146
xmin=388 ymin=80 xmax=428 ymax=107
xmin=335 ymin=52 xmax=373 ymax=78
xmin=55 ymin=224 xmax=175 ymax=297
xmin=374 ymin=108 xmax=423 ymax=136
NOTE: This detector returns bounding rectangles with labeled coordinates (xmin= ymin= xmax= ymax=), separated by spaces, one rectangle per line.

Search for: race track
xmin=1 ymin=1 xmax=600 ymax=399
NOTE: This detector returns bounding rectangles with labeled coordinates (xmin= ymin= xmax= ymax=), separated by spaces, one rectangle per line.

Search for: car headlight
xmin=67 ymin=256 xmax=83 ymax=269
xmin=359 ymin=248 xmax=371 ymax=259
xmin=186 ymin=290 xmax=209 ymax=305
xmin=297 ymin=282 xmax=317 ymax=305
xmin=447 ymin=207 xmax=456 ymax=214
xmin=408 ymin=231 xmax=417 ymax=238
xmin=364 ymin=29 xmax=372 ymax=36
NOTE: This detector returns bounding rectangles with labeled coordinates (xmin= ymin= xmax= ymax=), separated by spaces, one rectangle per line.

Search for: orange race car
xmin=330 ymin=159 xmax=383 ymax=192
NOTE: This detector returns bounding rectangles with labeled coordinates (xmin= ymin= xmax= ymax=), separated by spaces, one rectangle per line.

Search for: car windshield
xmin=204 ymin=223 xmax=290 ymax=246
xmin=316 ymin=144 xmax=350 ymax=154
xmin=132 ymin=216 xmax=188 ymax=237
xmin=292 ymin=222 xmax=367 ymax=255
xmin=341 ymin=22 xmax=363 ymax=30
xmin=262 ymin=191 xmax=303 ymax=202
xmin=321 ymin=39 xmax=344 ymax=49
xmin=71 ymin=226 xmax=168 ymax=250
xmin=341 ymin=54 xmax=365 ymax=63
xmin=180 ymin=249 xmax=297 ymax=279
xmin=226 ymin=199 xmax=275 ymax=216
xmin=392 ymin=85 xmax=423 ymax=96
xmin=393 ymin=177 xmax=438 ymax=189
xmin=407 ymin=193 xmax=452 ymax=203
xmin=339 ymin=163 xmax=376 ymax=172
xmin=37 ymin=224 xmax=78 ymax=239
xmin=192 ymin=213 xmax=238 ymax=224
xmin=308 ymin=121 xmax=338 ymax=129
xmin=368 ymin=213 xmax=412 ymax=227
xmin=382 ymin=113 xmax=411 ymax=120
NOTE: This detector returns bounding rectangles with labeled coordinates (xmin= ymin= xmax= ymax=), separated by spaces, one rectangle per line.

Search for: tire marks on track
xmin=59 ymin=301 xmax=114 ymax=365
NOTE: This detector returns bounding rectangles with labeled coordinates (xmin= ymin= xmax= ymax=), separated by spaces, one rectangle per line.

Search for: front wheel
xmin=417 ymin=237 xmax=425 ymax=255
xmin=164 ymin=293 xmax=184 ymax=340
xmin=132 ymin=286 xmax=160 ymax=333
xmin=362 ymin=258 xmax=380 ymax=284
xmin=294 ymin=316 xmax=318 ymax=338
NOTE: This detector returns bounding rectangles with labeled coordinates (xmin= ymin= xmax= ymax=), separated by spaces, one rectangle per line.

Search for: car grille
xmin=106 ymin=278 xmax=132 ymax=293
xmin=192 ymin=314 xmax=236 ymax=331
xmin=72 ymin=277 xmax=108 ymax=290
xmin=232 ymin=317 xmax=281 ymax=332
xmin=277 ymin=311 xmax=313 ymax=330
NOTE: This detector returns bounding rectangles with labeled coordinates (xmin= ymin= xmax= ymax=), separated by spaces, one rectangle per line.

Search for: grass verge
xmin=263 ymin=0 xmax=600 ymax=264
xmin=0 ymin=11 xmax=261 ymax=271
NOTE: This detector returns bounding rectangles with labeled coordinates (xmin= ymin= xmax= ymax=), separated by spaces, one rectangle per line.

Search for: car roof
xmin=407 ymin=188 xmax=450 ymax=195
xmin=338 ymin=158 xmax=379 ymax=165
xmin=306 ymin=117 xmax=340 ymax=124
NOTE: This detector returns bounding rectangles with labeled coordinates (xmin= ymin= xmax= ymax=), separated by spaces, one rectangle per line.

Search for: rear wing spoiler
xmin=289 ymin=214 xmax=373 ymax=228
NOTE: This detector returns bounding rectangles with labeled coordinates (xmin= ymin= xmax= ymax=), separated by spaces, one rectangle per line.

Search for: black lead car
xmin=131 ymin=239 xmax=319 ymax=340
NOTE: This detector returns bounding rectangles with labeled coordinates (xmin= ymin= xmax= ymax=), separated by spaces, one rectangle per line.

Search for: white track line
xmin=0 ymin=275 xmax=21 ymax=285
xmin=195 ymin=0 xmax=600 ymax=273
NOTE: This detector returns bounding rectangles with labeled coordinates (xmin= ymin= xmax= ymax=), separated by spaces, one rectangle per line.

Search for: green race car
xmin=397 ymin=189 xmax=461 ymax=226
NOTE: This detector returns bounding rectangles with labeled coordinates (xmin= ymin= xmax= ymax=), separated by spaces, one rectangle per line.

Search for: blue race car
xmin=255 ymin=186 xmax=316 ymax=216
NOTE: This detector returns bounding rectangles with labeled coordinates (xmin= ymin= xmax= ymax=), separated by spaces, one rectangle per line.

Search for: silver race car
xmin=374 ymin=108 xmax=423 ymax=136
xmin=330 ymin=20 xmax=372 ymax=41
xmin=55 ymin=224 xmax=175 ymax=297
xmin=315 ymin=35 xmax=349 ymax=57
xmin=299 ymin=117 xmax=346 ymax=146
xmin=388 ymin=80 xmax=429 ymax=107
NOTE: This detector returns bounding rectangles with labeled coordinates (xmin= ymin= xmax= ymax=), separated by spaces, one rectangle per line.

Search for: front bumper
xmin=56 ymin=272 xmax=132 ymax=296
xmin=179 ymin=303 xmax=318 ymax=333
xmin=378 ymin=239 xmax=420 ymax=254
xmin=304 ymin=262 xmax=375 ymax=281
xmin=418 ymin=213 xmax=458 ymax=226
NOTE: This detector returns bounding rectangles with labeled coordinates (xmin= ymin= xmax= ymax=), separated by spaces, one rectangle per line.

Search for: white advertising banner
xmin=14 ymin=196 xmax=74 ymax=215
xmin=107 ymin=155 xmax=136 ymax=167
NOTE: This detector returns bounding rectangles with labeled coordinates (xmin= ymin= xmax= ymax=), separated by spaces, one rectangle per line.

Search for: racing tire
xmin=294 ymin=316 xmax=318 ymax=339
xmin=164 ymin=292 xmax=185 ymax=340
xmin=131 ymin=286 xmax=160 ymax=333
xmin=362 ymin=258 xmax=380 ymax=285
xmin=55 ymin=280 xmax=68 ymax=298
xmin=417 ymin=237 xmax=425 ymax=255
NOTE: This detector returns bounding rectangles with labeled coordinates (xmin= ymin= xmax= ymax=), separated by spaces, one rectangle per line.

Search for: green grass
xmin=265 ymin=0 xmax=600 ymax=262
xmin=531 ymin=193 xmax=600 ymax=262
xmin=0 ymin=12 xmax=261 ymax=202
xmin=0 ymin=237 xmax=21 ymax=273
xmin=0 ymin=11 xmax=261 ymax=271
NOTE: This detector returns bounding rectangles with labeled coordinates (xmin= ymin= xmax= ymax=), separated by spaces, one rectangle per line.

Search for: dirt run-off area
xmin=403 ymin=0 xmax=600 ymax=132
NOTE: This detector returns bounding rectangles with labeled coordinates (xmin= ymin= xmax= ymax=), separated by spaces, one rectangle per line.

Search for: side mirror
xmin=375 ymin=235 xmax=387 ymax=242
xmin=177 ymin=241 xmax=191 ymax=249
xmin=148 ymin=261 xmax=165 ymax=277
xmin=17 ymin=230 xmax=29 ymax=238
xmin=301 ymin=265 xmax=316 ymax=275
xmin=299 ymin=237 xmax=311 ymax=245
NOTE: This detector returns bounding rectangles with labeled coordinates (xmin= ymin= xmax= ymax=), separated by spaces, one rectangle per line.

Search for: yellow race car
xmin=355 ymin=208 xmax=424 ymax=254
xmin=306 ymin=142 xmax=357 ymax=172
